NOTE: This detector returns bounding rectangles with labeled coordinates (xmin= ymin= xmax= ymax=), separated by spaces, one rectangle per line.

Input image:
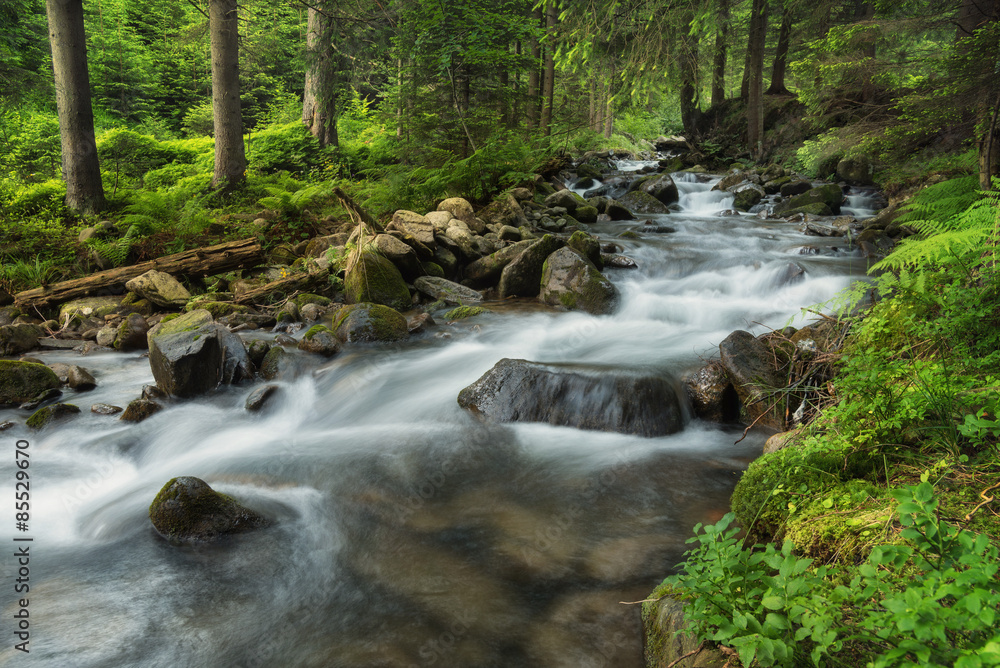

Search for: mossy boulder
xmin=0 ymin=361 xmax=61 ymax=405
xmin=779 ymin=179 xmax=813 ymax=197
xmin=498 ymin=235 xmax=564 ymax=298
xmin=344 ymin=251 xmax=412 ymax=312
xmin=774 ymin=184 xmax=843 ymax=216
xmin=543 ymin=189 xmax=588 ymax=212
xmin=618 ymin=190 xmax=671 ymax=215
xmin=0 ymin=306 xmax=22 ymax=326
xmin=293 ymin=293 xmax=332 ymax=309
xmin=718 ymin=330 xmax=788 ymax=430
xmin=567 ymin=231 xmax=603 ymax=269
xmin=58 ymin=296 xmax=121 ymax=325
xmin=463 ymin=239 xmax=534 ymax=286
xmin=443 ymin=305 xmax=488 ymax=320
xmin=539 ymin=247 xmax=618 ymax=315
xmin=573 ymin=205 xmax=599 ymax=224
xmin=147 ymin=309 xmax=252 ymax=397
xmin=119 ymin=292 xmax=155 ymax=316
xmin=26 ymin=402 xmax=80 ymax=429
xmin=259 ymin=346 xmax=292 ymax=380
xmin=332 ymin=303 xmax=409 ymax=343
xmin=125 ymin=270 xmax=191 ymax=309
xmin=641 ymin=590 xmax=729 ymax=668
xmin=0 ymin=323 xmax=43 ymax=356
xmin=413 ymin=276 xmax=482 ymax=305
xmin=120 ymin=399 xmax=163 ymax=423
xmin=631 ymin=173 xmax=679 ymax=205
xmin=422 ymin=262 xmax=445 ymax=278
xmin=148 ymin=476 xmax=269 ymax=544
xmin=186 ymin=301 xmax=252 ymax=319
xmin=297 ymin=325 xmax=341 ymax=357
xmin=732 ymin=184 xmax=765 ymax=211
xmin=114 ymin=312 xmax=150 ymax=351
xmin=781 ymin=202 xmax=833 ymax=217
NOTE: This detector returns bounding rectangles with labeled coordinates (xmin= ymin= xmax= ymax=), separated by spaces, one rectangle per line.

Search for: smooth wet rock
xmin=125 ymin=270 xmax=191 ymax=308
xmin=246 ymin=339 xmax=271 ymax=368
xmin=413 ymin=276 xmax=482 ymax=305
xmin=374 ymin=234 xmax=424 ymax=281
xmin=115 ymin=312 xmax=150 ymax=351
xmin=0 ymin=361 xmax=61 ymax=406
xmin=407 ymin=312 xmax=435 ymax=333
xmin=602 ymin=254 xmax=638 ymax=269
xmin=121 ymin=398 xmax=163 ymax=422
xmin=298 ymin=325 xmax=341 ymax=357
xmin=566 ymin=230 xmax=603 ymax=269
xmin=332 ymin=303 xmax=409 ymax=343
xmin=498 ymin=235 xmax=564 ymax=299
xmin=148 ymin=476 xmax=269 ymax=544
xmin=55 ymin=364 xmax=97 ymax=390
xmin=245 ymin=384 xmax=279 ymax=412
xmin=458 ymin=358 xmax=683 ymax=437
xmin=618 ymin=190 xmax=671 ymax=215
xmin=26 ymin=403 xmax=80 ymax=429
xmin=733 ymin=183 xmax=765 ymax=211
xmin=718 ymin=330 xmax=786 ymax=429
xmin=344 ymin=251 xmax=411 ymax=312
xmin=683 ymin=361 xmax=739 ymax=423
xmin=632 ymin=173 xmax=679 ymax=205
xmin=147 ymin=310 xmax=252 ymax=398
xmin=539 ymin=247 xmax=618 ymax=315
xmin=91 ymin=403 xmax=123 ymax=415
xmin=463 ymin=240 xmax=534 ymax=286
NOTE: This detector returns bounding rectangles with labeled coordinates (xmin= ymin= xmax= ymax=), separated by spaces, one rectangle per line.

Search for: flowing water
xmin=1 ymin=174 xmax=876 ymax=668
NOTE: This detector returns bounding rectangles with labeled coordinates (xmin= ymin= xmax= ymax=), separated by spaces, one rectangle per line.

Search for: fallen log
xmin=233 ymin=269 xmax=330 ymax=305
xmin=15 ymin=238 xmax=264 ymax=310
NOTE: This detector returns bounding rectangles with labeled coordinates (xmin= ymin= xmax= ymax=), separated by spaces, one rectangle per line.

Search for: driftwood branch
xmin=334 ymin=186 xmax=382 ymax=231
xmin=15 ymin=238 xmax=264 ymax=309
xmin=234 ymin=269 xmax=330 ymax=305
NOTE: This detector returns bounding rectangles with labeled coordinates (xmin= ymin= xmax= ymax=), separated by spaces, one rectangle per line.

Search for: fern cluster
xmin=84 ymin=224 xmax=141 ymax=268
xmin=873 ymin=176 xmax=1000 ymax=271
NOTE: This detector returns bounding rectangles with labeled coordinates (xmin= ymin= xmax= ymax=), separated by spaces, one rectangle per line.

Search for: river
xmin=0 ymin=168 xmax=876 ymax=667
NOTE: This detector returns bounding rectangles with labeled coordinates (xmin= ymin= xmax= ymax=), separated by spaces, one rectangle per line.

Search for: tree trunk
xmin=540 ymin=2 xmax=556 ymax=136
xmin=981 ymin=92 xmax=1000 ymax=190
xmin=854 ymin=0 xmax=876 ymax=103
xmin=765 ymin=2 xmax=792 ymax=95
xmin=526 ymin=7 xmax=542 ymax=130
xmin=210 ymin=0 xmax=246 ymax=191
xmin=711 ymin=0 xmax=730 ymax=107
xmin=746 ymin=0 xmax=768 ymax=157
xmin=15 ymin=239 xmax=264 ymax=309
xmin=679 ymin=16 xmax=700 ymax=136
xmin=45 ymin=0 xmax=106 ymax=214
xmin=957 ymin=0 xmax=1000 ymax=188
xmin=302 ymin=4 xmax=339 ymax=148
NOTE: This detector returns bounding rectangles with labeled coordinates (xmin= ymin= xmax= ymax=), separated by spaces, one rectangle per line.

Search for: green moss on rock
xmin=0 ymin=361 xmax=61 ymax=405
xmin=332 ymin=303 xmax=409 ymax=343
xmin=443 ymin=306 xmax=488 ymax=320
xmin=344 ymin=251 xmax=412 ymax=311
xmin=293 ymin=293 xmax=332 ymax=309
xmin=26 ymin=402 xmax=80 ymax=429
xmin=148 ymin=476 xmax=269 ymax=544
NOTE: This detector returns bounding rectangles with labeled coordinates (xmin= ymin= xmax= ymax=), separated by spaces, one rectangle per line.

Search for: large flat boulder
xmin=458 ymin=358 xmax=684 ymax=437
xmin=125 ymin=270 xmax=191 ymax=309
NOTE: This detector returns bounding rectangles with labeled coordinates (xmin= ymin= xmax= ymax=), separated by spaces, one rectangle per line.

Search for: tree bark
xmin=679 ymin=15 xmax=700 ymax=136
xmin=15 ymin=239 xmax=264 ymax=309
xmin=711 ymin=0 xmax=730 ymax=107
xmin=45 ymin=0 xmax=106 ymax=214
xmin=765 ymin=2 xmax=792 ymax=95
xmin=526 ymin=7 xmax=542 ymax=130
xmin=302 ymin=4 xmax=339 ymax=148
xmin=746 ymin=0 xmax=768 ymax=157
xmin=956 ymin=0 xmax=1000 ymax=188
xmin=540 ymin=2 xmax=556 ymax=136
xmin=210 ymin=0 xmax=246 ymax=191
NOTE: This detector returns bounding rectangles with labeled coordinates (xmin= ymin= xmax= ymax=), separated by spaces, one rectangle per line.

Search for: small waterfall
xmin=675 ymin=175 xmax=735 ymax=216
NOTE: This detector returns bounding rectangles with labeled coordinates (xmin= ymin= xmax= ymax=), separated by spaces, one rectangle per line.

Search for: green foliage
xmin=664 ymin=481 xmax=1000 ymax=667
xmin=3 ymin=179 xmax=67 ymax=217
xmin=83 ymin=224 xmax=141 ymax=268
xmin=258 ymin=174 xmax=324 ymax=218
xmin=182 ymin=102 xmax=215 ymax=137
xmin=0 ymin=254 xmax=64 ymax=291
xmin=0 ymin=109 xmax=61 ymax=181
xmin=247 ymin=122 xmax=323 ymax=176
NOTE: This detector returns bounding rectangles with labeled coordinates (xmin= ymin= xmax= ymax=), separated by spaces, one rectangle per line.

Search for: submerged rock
xmin=26 ymin=403 xmax=80 ymax=429
xmin=332 ymin=303 xmax=409 ymax=343
xmin=458 ymin=358 xmax=683 ymax=437
xmin=0 ymin=361 xmax=61 ymax=405
xmin=120 ymin=398 xmax=163 ymax=423
xmin=148 ymin=476 xmax=269 ymax=544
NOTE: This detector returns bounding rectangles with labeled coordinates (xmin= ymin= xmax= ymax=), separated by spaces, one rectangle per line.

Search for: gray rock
xmin=682 ymin=361 xmax=739 ymax=422
xmin=374 ymin=234 xmax=424 ymax=281
xmin=95 ymin=325 xmax=117 ymax=347
xmin=0 ymin=323 xmax=43 ymax=356
xmin=125 ymin=270 xmax=191 ymax=308
xmin=618 ymin=191 xmax=671 ymax=215
xmin=297 ymin=325 xmax=341 ymax=357
xmin=114 ymin=312 xmax=150 ymax=351
xmin=458 ymin=358 xmax=683 ymax=437
xmin=539 ymin=247 xmax=618 ymax=315
xmin=120 ymin=399 xmax=163 ymax=423
xmin=718 ymin=330 xmax=786 ymax=429
xmin=332 ymin=303 xmax=409 ymax=343
xmin=413 ymin=276 xmax=483 ymax=305
xmin=91 ymin=403 xmax=123 ymax=415
xmin=0 ymin=361 xmax=61 ymax=405
xmin=498 ymin=235 xmax=564 ymax=298
xmin=245 ymin=384 xmax=279 ymax=412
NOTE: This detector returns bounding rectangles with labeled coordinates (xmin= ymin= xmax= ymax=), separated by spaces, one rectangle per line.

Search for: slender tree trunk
xmin=679 ymin=16 xmax=700 ymax=136
xmin=589 ymin=77 xmax=598 ymax=131
xmin=957 ymin=0 xmax=1000 ymax=188
xmin=540 ymin=1 xmax=556 ymax=136
xmin=765 ymin=2 xmax=792 ymax=95
xmin=210 ymin=0 xmax=246 ymax=191
xmin=302 ymin=5 xmax=338 ymax=148
xmin=526 ymin=7 xmax=542 ymax=130
xmin=711 ymin=0 xmax=730 ymax=107
xmin=746 ymin=0 xmax=768 ymax=157
xmin=45 ymin=0 xmax=106 ymax=214
xmin=854 ymin=0 xmax=876 ymax=103
xmin=603 ymin=62 xmax=614 ymax=138
xmin=396 ymin=58 xmax=404 ymax=138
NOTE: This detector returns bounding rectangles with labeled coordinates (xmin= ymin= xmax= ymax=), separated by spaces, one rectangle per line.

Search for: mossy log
xmin=15 ymin=238 xmax=264 ymax=309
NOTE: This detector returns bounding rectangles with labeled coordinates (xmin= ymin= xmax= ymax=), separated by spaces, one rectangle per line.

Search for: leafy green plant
xmin=258 ymin=174 xmax=324 ymax=219
xmin=0 ymin=255 xmax=64 ymax=291
xmin=83 ymin=224 xmax=141 ymax=268
xmin=661 ymin=481 xmax=1000 ymax=667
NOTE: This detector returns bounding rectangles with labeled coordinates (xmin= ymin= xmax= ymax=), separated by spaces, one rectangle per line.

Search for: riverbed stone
xmin=0 ymin=323 xmax=43 ymax=356
xmin=58 ymin=296 xmax=121 ymax=325
xmin=390 ymin=210 xmax=436 ymax=246
xmin=298 ymin=325 xmax=341 ymax=357
xmin=413 ymin=276 xmax=482 ymax=305
xmin=543 ymin=189 xmax=587 ymax=212
xmin=683 ymin=361 xmax=740 ymax=423
xmin=0 ymin=361 xmax=61 ymax=405
xmin=642 ymin=593 xmax=730 ymax=667
xmin=458 ymin=358 xmax=683 ymax=437
xmin=48 ymin=363 xmax=97 ymax=391
xmin=148 ymin=476 xmax=270 ymax=544
xmin=618 ymin=190 xmax=671 ymax=215
xmin=344 ymin=251 xmax=411 ymax=312
xmin=633 ymin=173 xmax=679 ymax=205
xmin=26 ymin=402 xmax=80 ymax=429
xmin=539 ymin=247 xmax=618 ymax=315
xmin=91 ymin=403 xmax=123 ymax=415
xmin=115 ymin=312 xmax=150 ymax=351
xmin=125 ymin=270 xmax=191 ymax=309
xmin=147 ymin=309 xmax=253 ymax=398
xmin=332 ymin=303 xmax=409 ymax=343
xmin=566 ymin=230 xmax=603 ymax=269
xmin=245 ymin=384 xmax=280 ymax=412
xmin=464 ymin=240 xmax=535 ymax=286
xmin=775 ymin=184 xmax=844 ymax=217
xmin=498 ymin=235 xmax=564 ymax=298
xmin=374 ymin=234 xmax=424 ymax=281
xmin=733 ymin=184 xmax=765 ymax=211
xmin=120 ymin=398 xmax=163 ymax=422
